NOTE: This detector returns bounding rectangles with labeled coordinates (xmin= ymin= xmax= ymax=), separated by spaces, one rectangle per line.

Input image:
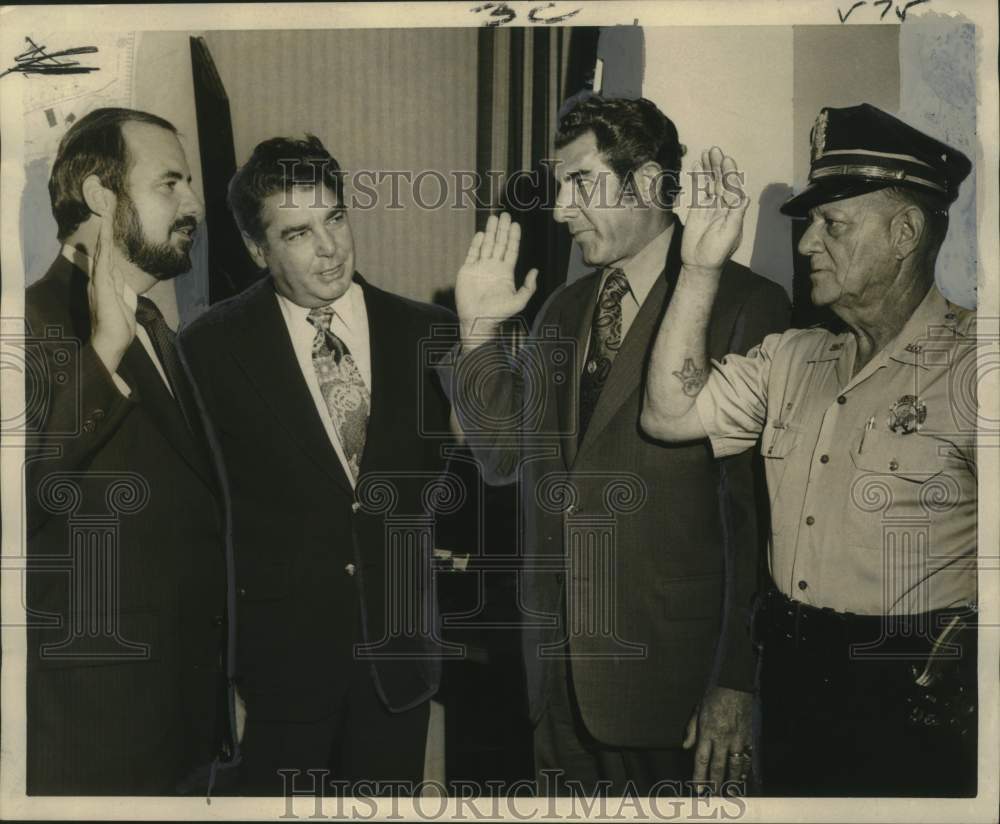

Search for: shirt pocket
xmin=760 ymin=419 xmax=803 ymax=507
xmin=849 ymin=426 xmax=944 ymax=483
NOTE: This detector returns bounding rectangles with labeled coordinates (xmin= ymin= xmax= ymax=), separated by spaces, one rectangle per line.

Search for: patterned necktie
xmin=307 ymin=305 xmax=370 ymax=481
xmin=134 ymin=296 xmax=197 ymax=428
xmin=578 ymin=268 xmax=629 ymax=442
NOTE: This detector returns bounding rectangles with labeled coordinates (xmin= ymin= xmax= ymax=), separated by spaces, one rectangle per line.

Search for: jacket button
xmin=212 ymin=615 xmax=224 ymax=626
xmin=345 ymin=563 xmax=356 ymax=576
xmin=237 ymin=587 xmax=247 ymax=597
xmin=351 ymin=501 xmax=361 ymax=514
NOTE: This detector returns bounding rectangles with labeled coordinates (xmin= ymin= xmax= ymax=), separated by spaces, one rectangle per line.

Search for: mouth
xmin=317 ymin=264 xmax=345 ymax=279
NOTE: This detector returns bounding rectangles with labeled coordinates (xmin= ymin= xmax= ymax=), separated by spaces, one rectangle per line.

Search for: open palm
xmin=682 ymin=147 xmax=751 ymax=272
xmin=455 ymin=212 xmax=538 ymax=342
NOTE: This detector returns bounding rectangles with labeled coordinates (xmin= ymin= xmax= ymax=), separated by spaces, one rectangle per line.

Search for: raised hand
xmin=88 ymin=198 xmax=136 ymax=374
xmin=681 ymin=147 xmax=751 ymax=274
xmin=455 ymin=212 xmax=538 ymax=345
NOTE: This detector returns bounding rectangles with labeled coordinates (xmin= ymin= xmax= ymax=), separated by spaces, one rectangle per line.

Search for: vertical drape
xmin=476 ymin=27 xmax=599 ymax=325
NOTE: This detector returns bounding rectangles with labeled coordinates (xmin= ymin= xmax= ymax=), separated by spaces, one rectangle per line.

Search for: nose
xmin=798 ymin=218 xmax=823 ymax=256
xmin=314 ymin=225 xmax=337 ymax=258
xmin=552 ymin=183 xmax=578 ymax=225
xmin=181 ymin=182 xmax=205 ymax=223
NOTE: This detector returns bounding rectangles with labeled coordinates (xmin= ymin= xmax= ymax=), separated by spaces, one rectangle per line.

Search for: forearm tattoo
xmin=672 ymin=358 xmax=706 ymax=397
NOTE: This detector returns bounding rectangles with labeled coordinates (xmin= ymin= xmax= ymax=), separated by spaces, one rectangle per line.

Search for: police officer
xmin=640 ymin=103 xmax=977 ymax=796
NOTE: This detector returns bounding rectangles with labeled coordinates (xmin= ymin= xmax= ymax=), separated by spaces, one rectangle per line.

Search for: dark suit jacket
xmin=178 ymin=274 xmax=456 ymax=723
xmin=24 ymin=255 xmax=228 ymax=795
xmin=444 ymin=223 xmax=790 ymax=747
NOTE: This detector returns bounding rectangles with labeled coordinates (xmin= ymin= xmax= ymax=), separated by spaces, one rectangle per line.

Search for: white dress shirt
xmin=62 ymin=245 xmax=173 ymax=397
xmin=275 ymin=280 xmax=371 ymax=487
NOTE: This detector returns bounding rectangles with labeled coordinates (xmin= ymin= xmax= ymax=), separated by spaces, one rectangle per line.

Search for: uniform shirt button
xmin=837 ymin=395 xmax=847 ymax=405
xmin=805 ymin=515 xmax=815 ymax=526
xmin=351 ymin=501 xmax=361 ymax=514
xmin=820 ymin=454 xmax=829 ymax=464
xmin=345 ymin=563 xmax=356 ymax=576
xmin=889 ymin=459 xmax=899 ymax=471
xmin=798 ymin=580 xmax=808 ymax=590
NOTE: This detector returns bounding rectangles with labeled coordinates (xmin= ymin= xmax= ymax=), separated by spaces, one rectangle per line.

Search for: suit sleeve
xmin=24 ymin=310 xmax=136 ymax=535
xmin=435 ymin=294 xmax=564 ymax=486
xmin=713 ymin=279 xmax=790 ymax=692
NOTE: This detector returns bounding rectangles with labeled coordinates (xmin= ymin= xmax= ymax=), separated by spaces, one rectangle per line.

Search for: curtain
xmin=476 ymin=26 xmax=600 ymax=325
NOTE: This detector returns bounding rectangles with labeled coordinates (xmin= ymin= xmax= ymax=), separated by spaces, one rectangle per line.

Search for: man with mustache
xmin=24 ymin=107 xmax=231 ymax=794
xmin=179 ymin=135 xmax=457 ymax=794
xmin=641 ymin=105 xmax=977 ymax=796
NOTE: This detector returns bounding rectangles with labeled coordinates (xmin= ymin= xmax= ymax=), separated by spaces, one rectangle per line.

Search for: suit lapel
xmin=574 ymin=222 xmax=684 ymax=462
xmin=355 ymin=276 xmax=395 ymax=477
xmin=558 ymin=274 xmax=600 ymax=470
xmin=230 ymin=279 xmax=353 ymax=493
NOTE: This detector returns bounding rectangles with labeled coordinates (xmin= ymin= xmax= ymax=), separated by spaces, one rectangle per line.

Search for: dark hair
xmin=881 ymin=185 xmax=950 ymax=262
xmin=228 ymin=135 xmax=344 ymax=244
xmin=554 ymin=96 xmax=687 ymax=208
xmin=49 ymin=107 xmax=178 ymax=241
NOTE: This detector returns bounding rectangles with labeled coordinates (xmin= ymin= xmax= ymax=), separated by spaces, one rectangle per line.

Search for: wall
xmin=643 ymin=22 xmax=976 ymax=309
xmin=643 ymin=25 xmax=900 ymax=298
xmin=203 ymin=28 xmax=478 ymax=304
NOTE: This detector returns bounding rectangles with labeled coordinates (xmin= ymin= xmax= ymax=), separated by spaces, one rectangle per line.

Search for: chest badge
xmin=888 ymin=394 xmax=927 ymax=434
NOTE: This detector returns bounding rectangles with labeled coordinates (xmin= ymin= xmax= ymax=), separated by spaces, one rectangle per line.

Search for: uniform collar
xmin=886 ymin=285 xmax=972 ymax=368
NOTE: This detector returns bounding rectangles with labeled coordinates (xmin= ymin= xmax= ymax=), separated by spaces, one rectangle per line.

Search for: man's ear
xmin=890 ymin=204 xmax=926 ymax=260
xmin=241 ymin=231 xmax=268 ymax=269
xmin=632 ymin=161 xmax=665 ymax=207
xmin=81 ymin=174 xmax=114 ymax=218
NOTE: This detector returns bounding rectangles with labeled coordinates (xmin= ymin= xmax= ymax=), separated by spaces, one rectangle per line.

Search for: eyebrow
xmin=278 ymin=208 xmax=344 ymax=240
xmin=156 ymin=170 xmax=190 ymax=183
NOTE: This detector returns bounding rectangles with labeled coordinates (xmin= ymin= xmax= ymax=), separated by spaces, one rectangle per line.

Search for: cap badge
xmin=888 ymin=394 xmax=927 ymax=434
xmin=811 ymin=110 xmax=829 ymax=162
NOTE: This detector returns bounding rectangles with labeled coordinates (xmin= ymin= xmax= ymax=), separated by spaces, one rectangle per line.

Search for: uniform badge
xmin=811 ymin=109 xmax=829 ymax=162
xmin=888 ymin=395 xmax=927 ymax=434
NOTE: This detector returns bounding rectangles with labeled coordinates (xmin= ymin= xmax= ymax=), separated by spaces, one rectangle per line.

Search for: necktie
xmin=134 ymin=296 xmax=197 ymax=427
xmin=578 ymin=268 xmax=629 ymax=442
xmin=307 ymin=305 xmax=370 ymax=481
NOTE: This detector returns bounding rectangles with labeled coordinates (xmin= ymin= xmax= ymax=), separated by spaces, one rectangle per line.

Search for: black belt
xmin=755 ymin=588 xmax=975 ymax=659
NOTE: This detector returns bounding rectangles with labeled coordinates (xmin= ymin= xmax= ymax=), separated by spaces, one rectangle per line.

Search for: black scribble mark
xmin=527 ymin=2 xmax=582 ymax=24
xmin=896 ymin=0 xmax=931 ymax=21
xmin=874 ymin=0 xmax=893 ymax=19
xmin=838 ymin=1 xmax=866 ymax=22
xmin=1 ymin=36 xmax=99 ymax=80
xmin=469 ymin=1 xmax=517 ymax=27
